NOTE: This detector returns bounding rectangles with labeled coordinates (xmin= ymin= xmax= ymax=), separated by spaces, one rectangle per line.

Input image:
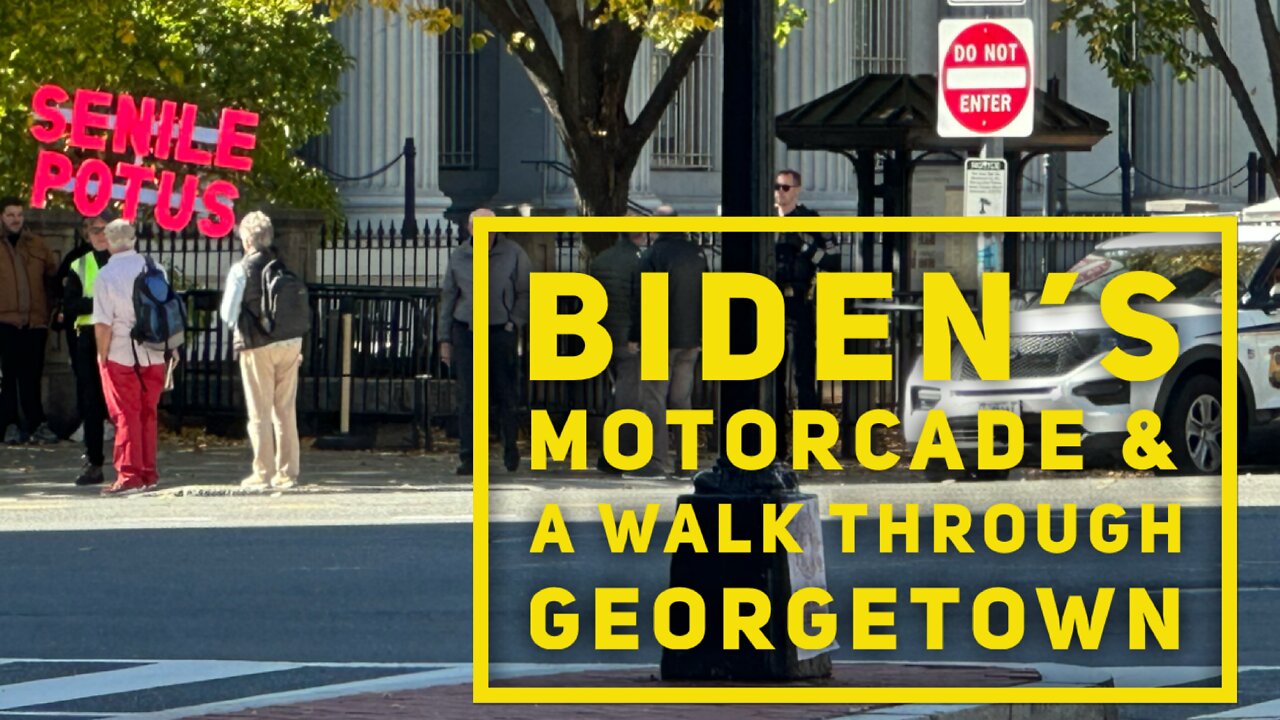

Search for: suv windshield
xmin=1062 ymin=243 xmax=1269 ymax=304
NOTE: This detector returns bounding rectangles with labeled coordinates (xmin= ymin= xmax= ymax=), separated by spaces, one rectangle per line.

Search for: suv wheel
xmin=1163 ymin=375 xmax=1222 ymax=474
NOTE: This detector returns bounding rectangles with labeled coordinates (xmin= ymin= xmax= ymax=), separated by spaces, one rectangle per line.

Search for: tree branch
xmin=1254 ymin=0 xmax=1280 ymax=144
xmin=473 ymin=0 xmax=564 ymax=101
xmin=508 ymin=0 xmax=558 ymax=63
xmin=1188 ymin=0 xmax=1280 ymax=192
xmin=583 ymin=0 xmax=608 ymax=27
xmin=627 ymin=10 xmax=716 ymax=154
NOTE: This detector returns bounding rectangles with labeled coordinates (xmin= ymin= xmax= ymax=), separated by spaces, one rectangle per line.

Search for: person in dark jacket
xmin=588 ymin=217 xmax=647 ymax=473
xmin=220 ymin=212 xmax=307 ymax=490
xmin=59 ymin=211 xmax=114 ymax=484
xmin=773 ymin=169 xmax=839 ymax=417
xmin=439 ymin=208 xmax=532 ymax=476
xmin=625 ymin=205 xmax=706 ymax=480
xmin=0 ymin=197 xmax=59 ymax=445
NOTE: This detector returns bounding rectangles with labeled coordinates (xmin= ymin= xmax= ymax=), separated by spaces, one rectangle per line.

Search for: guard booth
xmin=775 ymin=73 xmax=1110 ymax=292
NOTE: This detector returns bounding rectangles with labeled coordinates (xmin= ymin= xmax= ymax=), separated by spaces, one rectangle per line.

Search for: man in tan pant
xmin=219 ymin=212 xmax=307 ymax=489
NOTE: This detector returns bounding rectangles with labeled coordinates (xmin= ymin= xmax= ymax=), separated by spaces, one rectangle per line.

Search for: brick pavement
xmin=190 ymin=664 xmax=1042 ymax=719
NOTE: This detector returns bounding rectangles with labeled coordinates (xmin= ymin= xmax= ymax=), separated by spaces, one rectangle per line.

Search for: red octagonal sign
xmin=937 ymin=19 xmax=1035 ymax=137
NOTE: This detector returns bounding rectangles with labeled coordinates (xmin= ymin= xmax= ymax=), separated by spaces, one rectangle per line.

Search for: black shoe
xmin=504 ymin=444 xmax=519 ymax=472
xmin=456 ymin=461 xmax=473 ymax=476
xmin=75 ymin=464 xmax=104 ymax=486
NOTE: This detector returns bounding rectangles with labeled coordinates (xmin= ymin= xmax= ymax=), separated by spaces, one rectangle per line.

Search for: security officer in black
xmin=59 ymin=211 xmax=114 ymax=485
xmin=773 ymin=169 xmax=839 ymax=416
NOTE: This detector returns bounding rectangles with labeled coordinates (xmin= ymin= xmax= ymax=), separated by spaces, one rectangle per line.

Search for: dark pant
xmin=453 ymin=322 xmax=520 ymax=464
xmin=0 ymin=324 xmax=48 ymax=432
xmin=75 ymin=328 xmax=107 ymax=465
xmin=781 ymin=297 xmax=819 ymax=411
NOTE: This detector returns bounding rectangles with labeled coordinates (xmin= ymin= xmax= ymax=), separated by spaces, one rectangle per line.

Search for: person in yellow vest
xmin=60 ymin=211 xmax=113 ymax=485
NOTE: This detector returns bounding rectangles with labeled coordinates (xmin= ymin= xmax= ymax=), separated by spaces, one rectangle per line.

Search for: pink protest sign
xmin=27 ymin=83 xmax=258 ymax=237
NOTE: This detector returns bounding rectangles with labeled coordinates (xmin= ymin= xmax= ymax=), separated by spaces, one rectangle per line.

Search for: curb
xmin=832 ymin=663 xmax=1116 ymax=720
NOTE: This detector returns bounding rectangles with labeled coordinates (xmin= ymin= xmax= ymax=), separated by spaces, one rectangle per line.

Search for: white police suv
xmin=901 ymin=225 xmax=1280 ymax=476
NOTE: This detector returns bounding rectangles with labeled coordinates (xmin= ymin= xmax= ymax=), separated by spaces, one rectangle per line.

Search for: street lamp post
xmin=659 ymin=0 xmax=833 ymax=681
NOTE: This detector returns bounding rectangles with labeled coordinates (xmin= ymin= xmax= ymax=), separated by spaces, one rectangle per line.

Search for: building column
xmin=1135 ymin=0 xmax=1234 ymax=201
xmin=627 ymin=42 xmax=660 ymax=210
xmin=774 ymin=0 xmax=858 ymax=213
xmin=325 ymin=6 xmax=451 ymax=225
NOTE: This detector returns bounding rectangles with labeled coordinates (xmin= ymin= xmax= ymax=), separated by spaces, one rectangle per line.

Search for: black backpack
xmin=131 ymin=257 xmax=186 ymax=351
xmin=259 ymin=257 xmax=311 ymax=341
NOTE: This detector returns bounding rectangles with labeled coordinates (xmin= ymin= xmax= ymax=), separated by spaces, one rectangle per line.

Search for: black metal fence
xmin=136 ymin=224 xmax=241 ymax=292
xmin=151 ymin=220 xmax=1119 ymax=446
xmin=168 ymin=285 xmax=440 ymax=443
xmin=136 ymin=219 xmax=1114 ymax=293
xmin=317 ymin=219 xmax=466 ymax=287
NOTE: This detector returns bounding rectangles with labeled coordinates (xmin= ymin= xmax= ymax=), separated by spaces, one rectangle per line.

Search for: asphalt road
xmin=2 ymin=506 xmax=1272 ymax=669
xmin=2 ymin=477 xmax=1276 ymax=718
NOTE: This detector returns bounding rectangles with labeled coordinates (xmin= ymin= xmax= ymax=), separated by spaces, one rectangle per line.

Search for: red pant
xmin=100 ymin=361 xmax=164 ymax=486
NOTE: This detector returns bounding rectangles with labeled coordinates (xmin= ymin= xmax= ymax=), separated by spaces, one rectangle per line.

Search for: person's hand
xmin=440 ymin=341 xmax=452 ymax=365
xmin=627 ymin=341 xmax=639 ymax=353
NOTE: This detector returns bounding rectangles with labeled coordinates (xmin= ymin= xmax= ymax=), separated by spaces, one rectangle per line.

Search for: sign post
xmin=938 ymin=16 xmax=1034 ymax=289
xmin=965 ymin=157 xmax=1008 ymax=279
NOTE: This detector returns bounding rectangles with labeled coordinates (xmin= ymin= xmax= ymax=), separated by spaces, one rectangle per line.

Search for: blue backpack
xmin=130 ymin=257 xmax=186 ymax=352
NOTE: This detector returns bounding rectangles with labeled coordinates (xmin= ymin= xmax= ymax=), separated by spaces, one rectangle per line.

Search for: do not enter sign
xmin=937 ymin=19 xmax=1035 ymax=137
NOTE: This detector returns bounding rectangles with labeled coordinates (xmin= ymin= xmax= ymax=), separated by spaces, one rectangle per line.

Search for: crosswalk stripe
xmin=0 ymin=660 xmax=299 ymax=710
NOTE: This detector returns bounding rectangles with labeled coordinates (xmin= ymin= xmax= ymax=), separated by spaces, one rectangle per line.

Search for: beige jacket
xmin=0 ymin=230 xmax=58 ymax=328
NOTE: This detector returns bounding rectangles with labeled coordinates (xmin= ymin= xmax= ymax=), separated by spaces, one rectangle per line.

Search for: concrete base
xmin=661 ymin=491 xmax=833 ymax=681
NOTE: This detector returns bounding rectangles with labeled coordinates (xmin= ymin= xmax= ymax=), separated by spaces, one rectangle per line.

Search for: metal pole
xmin=403 ymin=137 xmax=419 ymax=240
xmin=340 ymin=313 xmax=353 ymax=434
xmin=662 ymin=0 xmax=829 ymax=683
xmin=717 ymin=0 xmax=774 ymax=456
xmin=1119 ymin=5 xmax=1135 ymax=215
xmin=1248 ymin=152 xmax=1259 ymax=205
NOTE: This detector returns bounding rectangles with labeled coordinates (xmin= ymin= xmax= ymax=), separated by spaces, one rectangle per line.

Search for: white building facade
xmin=317 ymin=0 xmax=1273 ymax=225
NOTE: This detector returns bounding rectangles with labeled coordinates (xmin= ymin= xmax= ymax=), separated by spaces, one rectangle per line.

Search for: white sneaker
xmin=270 ymin=476 xmax=297 ymax=489
xmin=240 ymin=476 xmax=270 ymax=490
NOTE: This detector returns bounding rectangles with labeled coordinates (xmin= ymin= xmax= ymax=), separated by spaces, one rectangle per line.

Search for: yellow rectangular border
xmin=472 ymin=215 xmax=1238 ymax=705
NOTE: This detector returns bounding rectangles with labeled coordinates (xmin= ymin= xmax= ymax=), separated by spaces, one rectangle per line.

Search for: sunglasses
xmin=773 ymin=183 xmax=795 ymax=192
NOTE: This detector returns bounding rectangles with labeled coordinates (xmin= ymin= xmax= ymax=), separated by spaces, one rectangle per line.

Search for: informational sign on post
xmin=963 ymin=158 xmax=1007 ymax=217
xmin=937 ymin=19 xmax=1035 ymax=138
xmin=964 ymin=157 xmax=1008 ymax=275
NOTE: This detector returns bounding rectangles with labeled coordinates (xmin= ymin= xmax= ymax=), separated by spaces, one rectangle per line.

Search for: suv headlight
xmin=911 ymin=386 xmax=941 ymax=412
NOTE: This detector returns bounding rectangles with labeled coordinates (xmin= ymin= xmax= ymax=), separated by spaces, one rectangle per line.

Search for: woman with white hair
xmin=91 ymin=219 xmax=168 ymax=495
xmin=219 ymin=211 xmax=306 ymax=490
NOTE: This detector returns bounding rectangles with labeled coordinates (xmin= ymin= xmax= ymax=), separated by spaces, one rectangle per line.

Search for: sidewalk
xmin=0 ymin=430 xmax=1156 ymax=501
xmin=146 ymin=662 xmax=1115 ymax=720
xmin=0 ymin=432 xmax=946 ymax=501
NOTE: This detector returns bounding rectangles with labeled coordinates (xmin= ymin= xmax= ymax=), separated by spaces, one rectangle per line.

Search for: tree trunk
xmin=568 ymin=129 xmax=640 ymax=256
xmin=1188 ymin=0 xmax=1280 ymax=197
